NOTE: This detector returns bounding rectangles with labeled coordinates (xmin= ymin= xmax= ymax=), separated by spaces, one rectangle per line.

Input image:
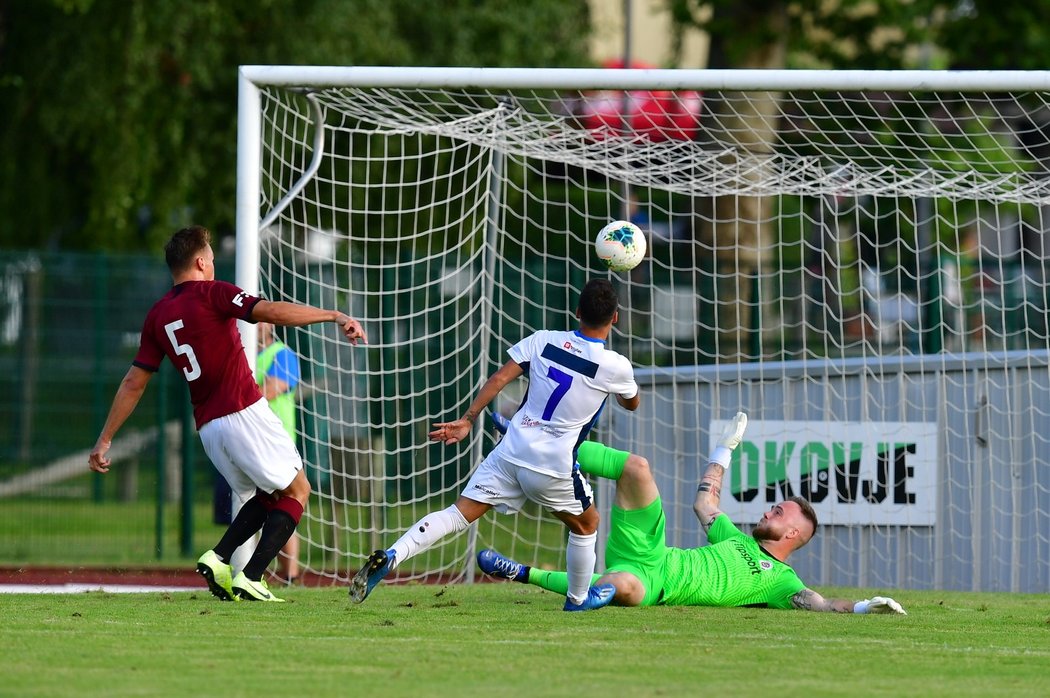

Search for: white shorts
xmin=199 ymin=398 xmax=302 ymax=500
xmin=461 ymin=452 xmax=594 ymax=515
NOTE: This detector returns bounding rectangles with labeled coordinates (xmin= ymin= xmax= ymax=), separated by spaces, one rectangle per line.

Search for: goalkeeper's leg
xmin=576 ymin=441 xmax=630 ymax=480
xmin=477 ymin=549 xmax=599 ymax=591
xmin=477 ymin=551 xmax=646 ymax=607
xmin=492 ymin=414 xmax=629 ymax=480
xmin=576 ymin=442 xmax=660 ymax=511
xmin=529 ymin=568 xmax=602 ymax=595
xmin=493 ymin=413 xmax=632 ymax=482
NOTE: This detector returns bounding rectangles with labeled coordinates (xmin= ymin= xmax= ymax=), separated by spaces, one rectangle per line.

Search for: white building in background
xmin=588 ymin=0 xmax=709 ymax=68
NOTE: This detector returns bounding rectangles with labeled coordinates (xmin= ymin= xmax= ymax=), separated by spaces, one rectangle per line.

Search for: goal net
xmin=237 ymin=67 xmax=1050 ymax=593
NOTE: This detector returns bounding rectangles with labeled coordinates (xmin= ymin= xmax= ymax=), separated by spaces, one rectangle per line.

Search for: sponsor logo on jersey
xmin=520 ymin=415 xmax=541 ymax=428
xmin=470 ymin=484 xmax=500 ymax=497
xmin=562 ymin=340 xmax=585 ymax=355
xmin=732 ymin=540 xmax=762 ymax=576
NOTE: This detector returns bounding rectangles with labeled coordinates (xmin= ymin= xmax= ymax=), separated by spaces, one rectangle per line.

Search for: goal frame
xmin=234 ymin=66 xmax=1050 ymax=592
xmin=236 ymin=65 xmax=1050 ymax=319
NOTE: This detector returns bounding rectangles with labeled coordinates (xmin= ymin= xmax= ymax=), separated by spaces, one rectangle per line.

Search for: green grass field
xmin=2 ymin=583 xmax=1047 ymax=697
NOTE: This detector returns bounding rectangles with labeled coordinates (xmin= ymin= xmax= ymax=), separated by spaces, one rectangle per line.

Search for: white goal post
xmin=236 ymin=66 xmax=1050 ymax=592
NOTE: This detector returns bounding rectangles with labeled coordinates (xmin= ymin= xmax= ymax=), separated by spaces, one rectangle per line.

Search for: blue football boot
xmin=563 ymin=583 xmax=616 ymax=612
xmin=477 ymin=549 xmax=526 ymax=582
xmin=349 ymin=549 xmax=394 ymax=603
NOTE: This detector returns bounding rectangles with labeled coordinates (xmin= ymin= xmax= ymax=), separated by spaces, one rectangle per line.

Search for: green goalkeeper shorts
xmin=603 ymin=496 xmax=669 ymax=607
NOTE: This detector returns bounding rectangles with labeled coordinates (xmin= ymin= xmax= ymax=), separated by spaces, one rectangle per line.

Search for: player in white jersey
xmin=494 ymin=327 xmax=638 ymax=477
xmin=350 ymin=279 xmax=640 ymax=610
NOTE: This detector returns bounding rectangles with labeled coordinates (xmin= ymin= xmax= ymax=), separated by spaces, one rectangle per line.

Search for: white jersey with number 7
xmin=495 ymin=329 xmax=638 ymax=477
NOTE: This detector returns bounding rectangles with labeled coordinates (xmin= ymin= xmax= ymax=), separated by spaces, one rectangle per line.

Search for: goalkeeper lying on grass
xmin=480 ymin=412 xmax=906 ymax=615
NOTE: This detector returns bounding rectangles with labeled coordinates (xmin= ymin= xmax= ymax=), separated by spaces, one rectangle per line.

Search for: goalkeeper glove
xmin=854 ymin=596 xmax=907 ymax=615
xmin=710 ymin=412 xmax=748 ymax=469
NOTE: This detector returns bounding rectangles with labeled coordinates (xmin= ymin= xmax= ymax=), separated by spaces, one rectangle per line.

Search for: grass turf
xmin=2 ymin=583 xmax=1047 ymax=697
xmin=0 ymin=498 xmax=569 ymax=572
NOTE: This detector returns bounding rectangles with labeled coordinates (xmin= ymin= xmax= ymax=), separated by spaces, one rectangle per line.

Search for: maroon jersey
xmin=134 ymin=280 xmax=264 ymax=429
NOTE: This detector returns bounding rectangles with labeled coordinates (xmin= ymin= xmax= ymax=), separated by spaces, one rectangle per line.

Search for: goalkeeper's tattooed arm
xmin=791 ymin=588 xmax=908 ymax=615
xmin=790 ymin=588 xmax=855 ymax=613
xmin=694 ymin=412 xmax=747 ymax=532
xmin=693 ymin=463 xmax=724 ymax=532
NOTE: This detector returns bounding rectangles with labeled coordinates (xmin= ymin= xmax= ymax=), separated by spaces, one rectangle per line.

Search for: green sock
xmin=576 ymin=441 xmax=629 ymax=480
xmin=527 ymin=568 xmax=601 ymax=594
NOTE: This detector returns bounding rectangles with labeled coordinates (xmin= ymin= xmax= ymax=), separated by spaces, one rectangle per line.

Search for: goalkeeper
xmin=479 ymin=412 xmax=907 ymax=614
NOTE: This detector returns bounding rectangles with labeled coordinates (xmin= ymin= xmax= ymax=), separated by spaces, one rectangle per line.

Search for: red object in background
xmin=576 ymin=59 xmax=703 ymax=142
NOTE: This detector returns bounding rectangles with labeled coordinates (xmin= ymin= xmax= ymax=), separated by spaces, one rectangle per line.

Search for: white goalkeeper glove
xmin=854 ymin=596 xmax=907 ymax=615
xmin=710 ymin=412 xmax=748 ymax=469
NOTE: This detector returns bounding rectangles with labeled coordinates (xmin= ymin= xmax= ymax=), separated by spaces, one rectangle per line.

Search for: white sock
xmin=388 ymin=505 xmax=469 ymax=570
xmin=565 ymin=531 xmax=597 ymax=605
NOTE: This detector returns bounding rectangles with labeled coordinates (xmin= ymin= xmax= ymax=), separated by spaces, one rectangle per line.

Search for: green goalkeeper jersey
xmin=659 ymin=514 xmax=805 ymax=609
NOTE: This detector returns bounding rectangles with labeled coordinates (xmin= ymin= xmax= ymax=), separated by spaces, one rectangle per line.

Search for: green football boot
xmin=232 ymin=572 xmax=286 ymax=602
xmin=196 ymin=550 xmax=235 ymax=602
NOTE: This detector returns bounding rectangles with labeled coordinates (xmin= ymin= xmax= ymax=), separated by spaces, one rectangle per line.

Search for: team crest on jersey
xmin=760 ymin=560 xmax=773 ymax=571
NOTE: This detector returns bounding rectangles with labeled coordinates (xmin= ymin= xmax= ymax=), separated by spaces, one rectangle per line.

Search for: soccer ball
xmin=595 ymin=220 xmax=647 ymax=272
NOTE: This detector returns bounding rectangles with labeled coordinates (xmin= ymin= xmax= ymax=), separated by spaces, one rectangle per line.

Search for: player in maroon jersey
xmin=88 ymin=225 xmax=366 ymax=602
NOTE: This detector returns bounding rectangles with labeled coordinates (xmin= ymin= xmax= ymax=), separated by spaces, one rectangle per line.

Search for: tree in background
xmin=0 ymin=0 xmax=591 ymax=251
xmin=663 ymin=0 xmax=1049 ymax=359
xmin=666 ymin=0 xmax=1032 ymax=72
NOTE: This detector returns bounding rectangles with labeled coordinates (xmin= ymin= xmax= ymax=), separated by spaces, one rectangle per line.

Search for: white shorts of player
xmin=462 ymin=451 xmax=594 ymax=515
xmin=199 ymin=397 xmax=303 ymax=501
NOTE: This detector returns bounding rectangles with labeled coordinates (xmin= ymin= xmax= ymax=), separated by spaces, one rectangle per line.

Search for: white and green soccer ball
xmin=595 ymin=220 xmax=647 ymax=272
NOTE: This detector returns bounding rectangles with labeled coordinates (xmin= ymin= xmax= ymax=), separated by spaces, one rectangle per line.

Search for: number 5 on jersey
xmin=164 ymin=319 xmax=202 ymax=381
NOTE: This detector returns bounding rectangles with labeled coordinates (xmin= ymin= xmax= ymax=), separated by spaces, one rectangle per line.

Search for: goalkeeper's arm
xmin=791 ymin=588 xmax=907 ymax=615
xmin=693 ymin=462 xmax=725 ymax=533
xmin=694 ymin=412 xmax=748 ymax=532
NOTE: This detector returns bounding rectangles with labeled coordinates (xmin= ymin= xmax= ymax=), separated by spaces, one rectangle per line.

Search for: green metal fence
xmin=1 ymin=247 xmax=1046 ymax=568
xmin=0 ymin=251 xmax=225 ymax=566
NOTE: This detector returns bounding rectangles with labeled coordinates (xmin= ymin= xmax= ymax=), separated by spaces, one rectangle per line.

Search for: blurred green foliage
xmin=666 ymin=0 xmax=1050 ymax=71
xmin=0 ymin=0 xmax=592 ymax=251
